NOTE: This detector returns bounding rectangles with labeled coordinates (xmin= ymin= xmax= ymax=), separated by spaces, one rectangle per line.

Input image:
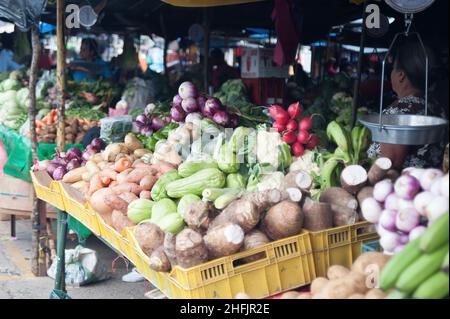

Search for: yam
xmin=111 ymin=210 xmax=135 ymax=234
xmin=210 ymin=199 xmax=260 ymax=233
xmin=99 ymin=168 xmax=118 ymax=181
xmin=176 ymin=229 xmax=208 ymax=268
xmin=111 ymin=183 xmax=142 ymax=196
xmin=134 ymin=222 xmax=165 ymax=256
xmin=149 ymin=247 xmax=171 ymax=273
xmin=368 ymin=157 xmax=392 ymax=185
xmin=126 ymin=168 xmax=156 ymax=184
xmin=89 ymin=188 xmax=114 ymax=221
xmin=357 ymin=187 xmax=374 ymax=207
xmin=302 ymin=198 xmax=333 ymax=231
xmin=310 ymin=277 xmax=329 ymax=295
xmin=116 ymin=168 xmax=133 ymax=184
xmin=261 ymin=201 xmax=304 ymax=240
xmin=140 ymin=190 xmax=152 ymax=200
xmin=351 ymin=252 xmax=391 ymax=277
xmin=124 ymin=134 xmax=144 ymax=152
xmin=365 ymin=289 xmax=387 ymax=299
xmin=319 ymin=187 xmax=358 ymax=210
xmin=62 ymin=167 xmax=87 ymax=183
xmin=184 ymin=201 xmax=216 ymax=233
xmin=242 ymin=230 xmax=270 ymax=263
xmin=340 ymin=165 xmax=368 ymax=195
xmin=283 ymin=170 xmax=313 ymax=192
xmin=140 ymin=175 xmax=158 ymax=191
xmin=164 ymin=233 xmax=177 ymax=267
xmin=284 ymin=188 xmax=303 ymax=203
xmin=204 ymin=223 xmax=245 ymax=258
xmin=104 ymin=194 xmax=129 ymax=213
xmin=327 ymin=265 xmax=350 ymax=280
xmin=331 ymin=204 xmax=358 ymax=227
xmin=118 ymin=192 xmax=138 ymax=204
xmin=242 ymin=189 xmax=285 ymax=212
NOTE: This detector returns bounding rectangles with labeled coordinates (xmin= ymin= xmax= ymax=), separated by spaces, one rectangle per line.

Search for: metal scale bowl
xmin=359 ymin=0 xmax=449 ymax=145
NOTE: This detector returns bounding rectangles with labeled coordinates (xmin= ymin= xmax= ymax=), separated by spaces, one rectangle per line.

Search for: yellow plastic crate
xmin=309 ymin=221 xmax=379 ymax=277
xmin=30 ymin=171 xmax=65 ymax=211
xmin=59 ymin=182 xmax=101 ymax=235
xmin=96 ymin=214 xmax=133 ymax=257
xmin=127 ymin=227 xmax=316 ymax=299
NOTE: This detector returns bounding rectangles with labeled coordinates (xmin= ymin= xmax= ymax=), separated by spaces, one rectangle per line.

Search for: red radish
xmin=306 ymin=134 xmax=319 ymax=149
xmin=272 ymin=122 xmax=286 ymax=133
xmin=269 ymin=105 xmax=289 ymax=125
xmin=297 ymin=129 xmax=310 ymax=144
xmin=282 ymin=131 xmax=297 ymax=145
xmin=287 ymin=102 xmax=302 ymax=120
xmin=292 ymin=143 xmax=305 ymax=157
xmin=299 ymin=116 xmax=313 ymax=131
xmin=286 ymin=120 xmax=298 ymax=132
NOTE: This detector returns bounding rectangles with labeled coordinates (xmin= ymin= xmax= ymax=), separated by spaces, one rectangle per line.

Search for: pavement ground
xmin=0 ymin=217 xmax=159 ymax=299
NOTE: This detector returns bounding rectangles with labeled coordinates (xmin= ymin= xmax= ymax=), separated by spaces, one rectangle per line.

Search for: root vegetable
xmin=149 ymin=247 xmax=171 ymax=273
xmin=280 ymin=292 xmax=300 ymax=299
xmin=419 ymin=168 xmax=444 ymax=191
xmin=105 ymin=194 xmax=129 ymax=213
xmin=386 ymin=169 xmax=400 ymax=183
xmin=242 ymin=230 xmax=270 ymax=263
xmin=394 ymin=175 xmax=421 ymax=200
xmin=111 ymin=183 xmax=142 ymax=196
xmin=111 ymin=210 xmax=135 ymax=233
xmin=373 ymin=179 xmax=394 ymax=203
xmin=379 ymin=209 xmax=398 ymax=231
xmin=164 ymin=233 xmax=177 ymax=267
xmin=99 ymin=168 xmax=118 ymax=181
xmin=140 ymin=190 xmax=152 ymax=200
xmin=116 ymin=169 xmax=133 ymax=184
xmin=365 ymin=289 xmax=387 ymax=299
xmin=283 ymin=170 xmax=313 ymax=192
xmin=114 ymin=157 xmax=132 ymax=173
xmin=320 ymin=274 xmax=367 ymax=299
xmin=119 ymin=192 xmax=138 ymax=204
xmin=103 ymin=144 xmax=122 ymax=162
xmin=184 ymin=201 xmax=216 ymax=233
xmin=351 ymin=252 xmax=391 ymax=276
xmin=140 ymin=175 xmax=158 ymax=191
xmin=176 ymin=229 xmax=209 ymax=268
xmin=331 ymin=204 xmax=358 ymax=227
xmin=361 ymin=198 xmax=383 ymax=223
xmin=340 ymin=165 xmax=368 ymax=194
xmin=134 ymin=149 xmax=151 ymax=159
xmin=126 ymin=168 xmax=157 ymax=184
xmin=71 ymin=180 xmax=86 ymax=191
xmin=204 ymin=223 xmax=245 ymax=258
xmin=347 ymin=294 xmax=366 ymax=299
xmin=124 ymin=134 xmax=144 ymax=152
xmin=62 ymin=167 xmax=87 ymax=183
xmin=396 ymin=206 xmax=420 ymax=232
xmin=241 ymin=189 xmax=285 ymax=212
xmin=284 ymin=188 xmax=303 ymax=203
xmin=327 ymin=265 xmax=350 ymax=280
xmin=320 ymin=187 xmax=358 ymax=210
xmin=311 ymin=277 xmax=329 ymax=295
xmin=91 ymin=153 xmax=104 ymax=164
xmin=368 ymin=158 xmax=392 ymax=185
xmin=86 ymin=161 xmax=100 ymax=175
xmin=88 ymin=174 xmax=104 ymax=196
xmin=135 ymin=222 xmax=165 ymax=256
xmin=357 ymin=187 xmax=374 ymax=207
xmin=302 ymin=199 xmax=333 ymax=231
xmin=89 ymin=188 xmax=114 ymax=218
xmin=211 ymin=199 xmax=260 ymax=233
xmin=261 ymin=201 xmax=304 ymax=240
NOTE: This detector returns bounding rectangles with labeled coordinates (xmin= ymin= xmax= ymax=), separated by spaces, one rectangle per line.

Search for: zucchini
xmin=166 ymin=168 xmax=226 ymax=198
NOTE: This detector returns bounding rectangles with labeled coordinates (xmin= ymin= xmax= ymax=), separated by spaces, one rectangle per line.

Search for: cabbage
xmin=151 ymin=198 xmax=177 ymax=223
xmin=127 ymin=199 xmax=154 ymax=224
xmin=16 ymin=87 xmax=29 ymax=107
xmin=0 ymin=79 xmax=20 ymax=92
xmin=177 ymin=194 xmax=201 ymax=217
xmin=0 ymin=90 xmax=17 ymax=105
xmin=155 ymin=213 xmax=186 ymax=235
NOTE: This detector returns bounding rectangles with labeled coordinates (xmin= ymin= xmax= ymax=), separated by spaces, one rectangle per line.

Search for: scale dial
xmin=79 ymin=5 xmax=98 ymax=28
xmin=385 ymin=0 xmax=435 ymax=14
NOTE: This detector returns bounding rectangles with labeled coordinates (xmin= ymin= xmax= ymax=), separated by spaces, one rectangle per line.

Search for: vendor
xmin=367 ymin=40 xmax=447 ymax=169
xmin=68 ymin=38 xmax=112 ymax=82
xmin=0 ymin=33 xmax=24 ymax=73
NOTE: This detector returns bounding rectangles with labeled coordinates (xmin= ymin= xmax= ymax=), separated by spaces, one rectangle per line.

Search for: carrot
xmin=88 ymin=174 xmax=104 ymax=197
xmin=101 ymin=175 xmax=111 ymax=186
xmin=100 ymin=168 xmax=118 ymax=181
xmin=114 ymin=157 xmax=132 ymax=173
xmin=36 ymin=120 xmax=45 ymax=128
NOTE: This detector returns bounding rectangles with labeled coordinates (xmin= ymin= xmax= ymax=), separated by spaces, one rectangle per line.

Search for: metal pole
xmin=50 ymin=210 xmax=70 ymax=299
xmin=56 ymin=0 xmax=66 ymax=152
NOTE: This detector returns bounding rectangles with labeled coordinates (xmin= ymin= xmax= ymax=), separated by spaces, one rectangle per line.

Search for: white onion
xmin=419 ymin=169 xmax=444 ymax=191
xmin=394 ymin=175 xmax=421 ymax=200
xmin=396 ymin=207 xmax=421 ymax=233
xmin=385 ymin=193 xmax=400 ymax=211
xmin=379 ymin=209 xmax=398 ymax=231
xmin=413 ymin=192 xmax=435 ymax=217
xmin=409 ymin=226 xmax=427 ymax=241
xmin=373 ymin=179 xmax=394 ymax=203
xmin=361 ymin=198 xmax=383 ymax=223
xmin=380 ymin=232 xmax=402 ymax=252
xmin=425 ymin=196 xmax=449 ymax=222
xmin=440 ymin=174 xmax=449 ymax=198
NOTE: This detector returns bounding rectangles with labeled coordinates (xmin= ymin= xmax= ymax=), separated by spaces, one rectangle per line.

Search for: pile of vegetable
xmin=361 ymin=167 xmax=448 ymax=254
xmin=329 ymin=92 xmax=369 ymax=131
xmin=268 ymin=103 xmax=319 ymax=157
xmin=380 ymin=212 xmax=448 ymax=299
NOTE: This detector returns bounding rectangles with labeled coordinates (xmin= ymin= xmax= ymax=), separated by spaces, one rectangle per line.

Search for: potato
xmin=134 ymin=148 xmax=151 ymax=159
xmin=140 ymin=175 xmax=158 ymax=191
xmin=89 ymin=188 xmax=114 ymax=218
xmin=321 ymin=273 xmax=368 ymax=299
xmin=86 ymin=161 xmax=100 ymax=175
xmin=126 ymin=168 xmax=156 ymax=184
xmin=119 ymin=192 xmax=139 ymax=204
xmin=111 ymin=183 xmax=142 ymax=196
xmin=103 ymin=143 xmax=122 ymax=162
xmin=140 ymin=190 xmax=152 ymax=200
xmin=116 ymin=168 xmax=133 ymax=184
xmin=310 ymin=277 xmax=329 ymax=295
xmin=104 ymin=194 xmax=129 ymax=213
xmin=125 ymin=134 xmax=144 ymax=152
xmin=280 ymin=291 xmax=300 ymax=299
xmin=135 ymin=222 xmax=165 ymax=257
xmin=327 ymin=265 xmax=350 ymax=280
xmin=351 ymin=252 xmax=391 ymax=276
xmin=91 ymin=153 xmax=104 ymax=164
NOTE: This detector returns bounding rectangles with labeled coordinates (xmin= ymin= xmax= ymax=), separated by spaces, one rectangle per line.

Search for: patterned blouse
xmin=367 ymin=96 xmax=448 ymax=169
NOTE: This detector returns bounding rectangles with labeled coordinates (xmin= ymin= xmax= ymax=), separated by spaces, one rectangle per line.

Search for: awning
xmin=162 ymin=0 xmax=266 ymax=7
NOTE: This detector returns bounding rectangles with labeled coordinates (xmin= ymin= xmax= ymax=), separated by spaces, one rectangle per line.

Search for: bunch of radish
xmin=269 ymin=103 xmax=318 ymax=157
xmin=361 ymin=167 xmax=449 ymax=255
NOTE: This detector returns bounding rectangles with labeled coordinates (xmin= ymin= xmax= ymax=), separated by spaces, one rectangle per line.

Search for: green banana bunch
xmin=351 ymin=126 xmax=371 ymax=164
xmin=278 ymin=143 xmax=293 ymax=173
xmin=327 ymin=121 xmax=351 ymax=153
xmin=320 ymin=157 xmax=340 ymax=191
xmin=379 ymin=212 xmax=449 ymax=299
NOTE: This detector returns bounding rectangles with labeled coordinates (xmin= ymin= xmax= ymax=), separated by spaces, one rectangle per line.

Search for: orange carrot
xmin=88 ymin=174 xmax=103 ymax=197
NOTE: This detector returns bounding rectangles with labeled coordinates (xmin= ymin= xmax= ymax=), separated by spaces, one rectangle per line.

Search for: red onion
xmin=171 ymin=105 xmax=187 ymax=123
xmin=229 ymin=114 xmax=239 ymax=128
xmin=151 ymin=117 xmax=165 ymax=131
xmin=66 ymin=159 xmax=81 ymax=171
xmin=394 ymin=175 xmax=421 ymax=200
xmin=66 ymin=147 xmax=82 ymax=161
xmin=197 ymin=96 xmax=207 ymax=109
xmin=141 ymin=126 xmax=154 ymax=137
xmin=173 ymin=94 xmax=183 ymax=106
xmin=46 ymin=163 xmax=59 ymax=177
xmin=204 ymin=98 xmax=221 ymax=117
xmin=82 ymin=151 xmax=91 ymax=162
xmin=181 ymin=97 xmax=199 ymax=113
xmin=53 ymin=166 xmax=67 ymax=181
xmin=136 ymin=114 xmax=149 ymax=126
xmin=91 ymin=138 xmax=105 ymax=151
xmin=178 ymin=81 xmax=198 ymax=99
xmin=213 ymin=111 xmax=230 ymax=127
xmin=379 ymin=209 xmax=397 ymax=231
xmin=132 ymin=122 xmax=141 ymax=134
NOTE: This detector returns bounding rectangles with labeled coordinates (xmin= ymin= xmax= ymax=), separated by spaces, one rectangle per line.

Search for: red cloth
xmin=272 ymin=0 xmax=300 ymax=66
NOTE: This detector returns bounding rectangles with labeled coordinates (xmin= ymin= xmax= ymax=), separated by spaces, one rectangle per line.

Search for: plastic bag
xmin=121 ymin=78 xmax=151 ymax=110
xmin=0 ymin=0 xmax=47 ymax=31
xmin=100 ymin=115 xmax=132 ymax=144
xmin=47 ymin=245 xmax=110 ymax=287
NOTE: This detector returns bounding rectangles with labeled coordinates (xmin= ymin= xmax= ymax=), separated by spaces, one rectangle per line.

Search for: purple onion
xmin=82 ymin=151 xmax=91 ymax=162
xmin=373 ymin=179 xmax=393 ymax=203
xmin=197 ymin=96 xmax=207 ymax=109
xmin=385 ymin=193 xmax=400 ymax=211
xmin=46 ymin=163 xmax=59 ymax=177
xmin=181 ymin=97 xmax=199 ymax=113
xmin=66 ymin=159 xmax=81 ymax=171
xmin=396 ymin=207 xmax=421 ymax=233
xmin=66 ymin=147 xmax=82 ymax=161
xmin=229 ymin=114 xmax=239 ymax=128
xmin=136 ymin=114 xmax=149 ymax=126
xmin=141 ymin=126 xmax=154 ymax=137
xmin=171 ymin=105 xmax=187 ymax=123
xmin=173 ymin=94 xmax=183 ymax=106
xmin=178 ymin=81 xmax=198 ymax=99
xmin=213 ymin=111 xmax=230 ymax=127
xmin=132 ymin=121 xmax=141 ymax=134
xmin=204 ymin=98 xmax=222 ymax=117
xmin=52 ymin=157 xmax=68 ymax=167
xmin=53 ymin=166 xmax=67 ymax=181
xmin=394 ymin=175 xmax=421 ymax=200
xmin=379 ymin=209 xmax=398 ymax=231
xmin=151 ymin=117 xmax=165 ymax=131
xmin=90 ymin=138 xmax=105 ymax=151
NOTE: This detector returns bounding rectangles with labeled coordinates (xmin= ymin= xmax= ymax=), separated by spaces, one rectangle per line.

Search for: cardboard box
xmin=241 ymin=48 xmax=289 ymax=79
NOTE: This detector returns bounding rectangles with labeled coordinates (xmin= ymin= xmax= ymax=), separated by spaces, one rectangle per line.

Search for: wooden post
xmin=351 ymin=1 xmax=368 ymax=128
xmin=159 ymin=11 xmax=168 ymax=79
xmin=203 ymin=8 xmax=211 ymax=94
xmin=29 ymin=27 xmax=47 ymax=276
xmin=56 ymin=0 xmax=66 ymax=151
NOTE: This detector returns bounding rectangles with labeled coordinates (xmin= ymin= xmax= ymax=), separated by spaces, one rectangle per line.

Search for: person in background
xmin=210 ymin=48 xmax=240 ymax=91
xmin=68 ymin=38 xmax=112 ymax=82
xmin=367 ymin=39 xmax=447 ymax=169
xmin=0 ymin=33 xmax=24 ymax=73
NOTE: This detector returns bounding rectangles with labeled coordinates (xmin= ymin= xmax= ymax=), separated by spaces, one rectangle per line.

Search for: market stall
xmin=1 ymin=0 xmax=449 ymax=300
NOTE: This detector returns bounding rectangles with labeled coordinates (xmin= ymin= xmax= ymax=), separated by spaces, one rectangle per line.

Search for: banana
xmin=420 ymin=212 xmax=449 ymax=253
xmin=413 ymin=272 xmax=449 ymax=299
xmin=326 ymin=121 xmax=351 ymax=153
xmin=396 ymin=244 xmax=449 ymax=293
xmin=380 ymin=238 xmax=422 ymax=291
xmin=442 ymin=252 xmax=449 ymax=274
xmin=385 ymin=290 xmax=410 ymax=299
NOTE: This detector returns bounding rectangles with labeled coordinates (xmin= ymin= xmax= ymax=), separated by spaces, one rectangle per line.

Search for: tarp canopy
xmin=162 ymin=0 xmax=266 ymax=7
xmin=0 ymin=0 xmax=47 ymax=31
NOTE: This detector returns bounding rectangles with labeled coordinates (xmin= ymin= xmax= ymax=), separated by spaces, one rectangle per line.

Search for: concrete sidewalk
xmin=0 ymin=218 xmax=153 ymax=299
